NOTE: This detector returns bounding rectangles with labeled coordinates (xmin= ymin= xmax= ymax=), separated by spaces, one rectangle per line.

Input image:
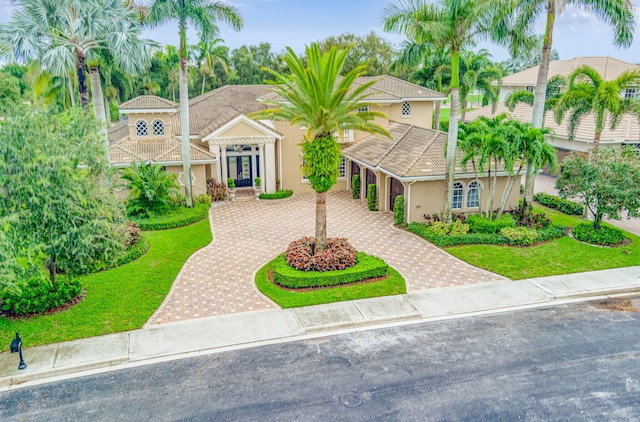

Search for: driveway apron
xmin=147 ymin=191 xmax=506 ymax=325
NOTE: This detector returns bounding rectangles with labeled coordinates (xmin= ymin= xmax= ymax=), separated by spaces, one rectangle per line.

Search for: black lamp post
xmin=10 ymin=332 xmax=27 ymax=370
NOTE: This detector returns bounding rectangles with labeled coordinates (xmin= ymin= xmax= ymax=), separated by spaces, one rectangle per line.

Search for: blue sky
xmin=1 ymin=0 xmax=640 ymax=63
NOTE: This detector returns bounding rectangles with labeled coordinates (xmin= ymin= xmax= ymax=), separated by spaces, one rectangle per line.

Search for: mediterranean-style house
xmin=108 ymin=76 xmax=522 ymax=223
xmin=466 ymin=56 xmax=640 ymax=159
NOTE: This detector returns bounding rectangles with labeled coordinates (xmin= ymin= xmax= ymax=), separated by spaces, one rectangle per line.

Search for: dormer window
xmin=401 ymin=101 xmax=411 ymax=117
xmin=152 ymin=119 xmax=165 ymax=136
xmin=135 ymin=119 xmax=149 ymax=137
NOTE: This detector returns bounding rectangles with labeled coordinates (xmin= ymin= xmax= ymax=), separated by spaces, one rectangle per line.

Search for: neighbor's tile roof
xmin=343 ymin=121 xmax=477 ymax=178
xmin=502 ymin=56 xmax=640 ymax=86
xmin=108 ymin=120 xmax=129 ymax=143
xmin=464 ymin=102 xmax=640 ymax=143
xmin=109 ymin=137 xmax=216 ymax=166
xmin=258 ymin=75 xmax=444 ymax=102
xmin=119 ymin=95 xmax=178 ymax=110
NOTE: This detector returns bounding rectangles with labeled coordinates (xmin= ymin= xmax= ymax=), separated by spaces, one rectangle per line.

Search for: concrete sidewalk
xmin=2 ymin=266 xmax=640 ymax=391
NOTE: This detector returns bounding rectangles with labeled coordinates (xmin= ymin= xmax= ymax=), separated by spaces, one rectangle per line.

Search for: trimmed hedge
xmin=272 ymin=252 xmax=389 ymax=289
xmin=367 ymin=184 xmax=377 ymax=211
xmin=129 ymin=202 xmax=209 ymax=230
xmin=1 ymin=277 xmax=82 ymax=316
xmin=534 ymin=193 xmax=583 ymax=216
xmin=351 ymin=174 xmax=361 ymax=199
xmin=467 ymin=214 xmax=516 ymax=234
xmin=573 ymin=223 xmax=626 ymax=246
xmin=394 ymin=195 xmax=405 ymax=225
xmin=259 ymin=189 xmax=293 ymax=200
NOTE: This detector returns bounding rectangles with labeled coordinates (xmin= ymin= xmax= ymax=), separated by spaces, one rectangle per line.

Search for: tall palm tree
xmin=250 ymin=44 xmax=390 ymax=252
xmin=383 ymin=0 xmax=522 ymax=222
xmin=553 ymin=65 xmax=640 ymax=149
xmin=196 ymin=37 xmax=229 ymax=94
xmin=512 ymin=0 xmax=635 ymax=212
xmin=458 ymin=49 xmax=503 ymax=121
xmin=146 ymin=0 xmax=243 ymax=207
xmin=505 ymin=74 xmax=566 ymax=116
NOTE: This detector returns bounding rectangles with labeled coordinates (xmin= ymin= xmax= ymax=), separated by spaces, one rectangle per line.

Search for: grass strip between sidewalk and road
xmin=445 ymin=205 xmax=640 ymax=280
xmin=0 ymin=219 xmax=212 ymax=347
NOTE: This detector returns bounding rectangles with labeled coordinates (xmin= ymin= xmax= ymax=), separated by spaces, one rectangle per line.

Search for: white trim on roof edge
xmin=202 ymin=114 xmax=283 ymax=141
xmin=118 ymin=108 xmax=177 ymax=114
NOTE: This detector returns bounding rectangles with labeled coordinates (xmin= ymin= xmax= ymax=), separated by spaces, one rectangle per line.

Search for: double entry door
xmin=227 ymin=154 xmax=259 ymax=188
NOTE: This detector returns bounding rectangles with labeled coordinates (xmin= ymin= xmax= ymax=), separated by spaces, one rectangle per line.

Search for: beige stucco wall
xmin=166 ymin=164 xmax=208 ymax=196
xmin=126 ymin=112 xmax=175 ymax=141
xmin=217 ymin=120 xmax=269 ymax=137
xmin=407 ymin=176 xmax=522 ymax=223
xmin=388 ymin=101 xmax=434 ymax=129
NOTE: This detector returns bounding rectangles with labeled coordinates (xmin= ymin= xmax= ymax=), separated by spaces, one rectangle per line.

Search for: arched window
xmin=467 ymin=181 xmax=481 ymax=208
xmin=452 ymin=182 xmax=464 ymax=209
xmin=135 ymin=119 xmax=148 ymax=137
xmin=152 ymin=119 xmax=165 ymax=136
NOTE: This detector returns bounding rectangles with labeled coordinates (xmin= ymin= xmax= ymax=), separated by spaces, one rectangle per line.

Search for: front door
xmin=228 ymin=155 xmax=253 ymax=187
xmin=390 ymin=178 xmax=404 ymax=210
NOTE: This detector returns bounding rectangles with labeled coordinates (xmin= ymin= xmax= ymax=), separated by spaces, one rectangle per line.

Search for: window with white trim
xmin=624 ymin=88 xmax=639 ymax=99
xmin=467 ymin=181 xmax=481 ymax=208
xmin=401 ymin=101 xmax=411 ymax=117
xmin=452 ymin=182 xmax=464 ymax=209
xmin=357 ymin=105 xmax=369 ymax=113
xmin=338 ymin=156 xmax=347 ymax=179
xmin=152 ymin=119 xmax=165 ymax=136
xmin=135 ymin=119 xmax=148 ymax=136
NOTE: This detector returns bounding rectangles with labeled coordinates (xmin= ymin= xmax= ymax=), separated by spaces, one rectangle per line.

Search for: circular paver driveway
xmin=147 ymin=191 xmax=506 ymax=325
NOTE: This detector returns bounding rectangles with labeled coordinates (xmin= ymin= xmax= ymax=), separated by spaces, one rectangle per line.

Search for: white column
xmin=211 ymin=144 xmax=222 ymax=182
xmin=220 ymin=146 xmax=228 ymax=182
xmin=265 ymin=142 xmax=276 ymax=193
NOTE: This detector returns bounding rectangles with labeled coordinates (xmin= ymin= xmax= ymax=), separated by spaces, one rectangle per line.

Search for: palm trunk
xmin=89 ymin=65 xmax=110 ymax=165
xmin=443 ymin=50 xmax=460 ymax=223
xmin=460 ymin=95 xmax=467 ymax=122
xmin=593 ymin=131 xmax=601 ymax=150
xmin=75 ymin=52 xmax=89 ymax=108
xmin=497 ymin=164 xmax=524 ymax=219
xmin=485 ymin=166 xmax=492 ymax=218
xmin=525 ymin=1 xmax=555 ymax=215
xmin=434 ymin=101 xmax=441 ymax=130
xmin=179 ymin=23 xmax=194 ymax=208
xmin=315 ymin=191 xmax=327 ymax=252
xmin=201 ymin=74 xmax=206 ymax=95
xmin=67 ymin=73 xmax=76 ymax=108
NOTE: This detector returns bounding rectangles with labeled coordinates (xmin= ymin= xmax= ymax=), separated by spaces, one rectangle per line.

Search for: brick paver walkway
xmin=147 ymin=192 xmax=507 ymax=325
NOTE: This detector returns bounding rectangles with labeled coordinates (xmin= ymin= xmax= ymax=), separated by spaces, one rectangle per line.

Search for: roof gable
xmin=119 ymin=95 xmax=178 ymax=111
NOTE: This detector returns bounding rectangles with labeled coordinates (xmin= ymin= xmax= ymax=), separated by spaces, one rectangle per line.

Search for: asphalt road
xmin=2 ymin=299 xmax=640 ymax=421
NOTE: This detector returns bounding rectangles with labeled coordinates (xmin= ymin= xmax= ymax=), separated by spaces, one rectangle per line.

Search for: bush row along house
xmin=108 ymin=76 xmax=522 ymax=222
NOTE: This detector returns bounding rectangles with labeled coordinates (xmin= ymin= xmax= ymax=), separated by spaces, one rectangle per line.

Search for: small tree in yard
xmin=556 ymin=148 xmax=640 ymax=229
xmin=0 ymin=105 xmax=128 ymax=286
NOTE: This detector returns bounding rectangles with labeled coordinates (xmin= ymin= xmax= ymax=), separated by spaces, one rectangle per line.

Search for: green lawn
xmin=0 ymin=219 xmax=212 ymax=347
xmin=445 ymin=206 xmax=640 ymax=280
xmin=256 ymin=262 xmax=406 ymax=308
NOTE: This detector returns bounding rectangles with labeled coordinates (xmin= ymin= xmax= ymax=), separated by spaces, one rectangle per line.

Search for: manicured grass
xmin=445 ymin=205 xmax=639 ymax=280
xmin=129 ymin=202 xmax=209 ymax=230
xmin=256 ymin=260 xmax=406 ymax=308
xmin=0 ymin=219 xmax=212 ymax=347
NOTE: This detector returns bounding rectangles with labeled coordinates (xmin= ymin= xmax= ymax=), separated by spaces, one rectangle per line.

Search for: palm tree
xmin=501 ymin=34 xmax=559 ymax=75
xmin=458 ymin=49 xmax=503 ymax=121
xmin=250 ymin=44 xmax=390 ymax=252
xmin=146 ymin=0 xmax=243 ymax=208
xmin=553 ymin=65 xmax=640 ymax=149
xmin=512 ymin=0 xmax=635 ymax=212
xmin=196 ymin=37 xmax=229 ymax=94
xmin=383 ymin=0 xmax=522 ymax=222
xmin=505 ymin=74 xmax=566 ymax=116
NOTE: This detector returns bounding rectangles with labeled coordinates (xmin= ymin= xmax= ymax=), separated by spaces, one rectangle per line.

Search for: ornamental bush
xmin=260 ymin=190 xmax=293 ymax=200
xmin=534 ymin=193 xmax=583 ymax=216
xmin=467 ymin=214 xmax=516 ymax=234
xmin=500 ymin=227 xmax=539 ymax=246
xmin=121 ymin=163 xmax=180 ymax=218
xmin=1 ymin=276 xmax=82 ymax=316
xmin=351 ymin=174 xmax=361 ymax=199
xmin=394 ymin=195 xmax=405 ymax=225
xmin=367 ymin=184 xmax=377 ymax=211
xmin=207 ymin=178 xmax=228 ymax=201
xmin=285 ymin=237 xmax=357 ymax=272
xmin=572 ymin=223 xmax=626 ymax=246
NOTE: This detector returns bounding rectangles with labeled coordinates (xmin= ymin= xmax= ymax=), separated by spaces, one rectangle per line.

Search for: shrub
xmin=351 ymin=174 xmax=361 ymax=199
xmin=467 ymin=214 xmax=516 ymax=234
xmin=272 ymin=252 xmax=389 ymax=289
xmin=500 ymin=227 xmax=539 ymax=246
xmin=407 ymin=222 xmax=506 ymax=247
xmin=449 ymin=220 xmax=470 ymax=235
xmin=207 ymin=179 xmax=228 ymax=202
xmin=285 ymin=237 xmax=357 ymax=272
xmin=573 ymin=223 xmax=626 ymax=246
xmin=439 ymin=118 xmax=449 ymax=132
xmin=123 ymin=221 xmax=141 ymax=248
xmin=534 ymin=193 xmax=583 ymax=216
xmin=1 ymin=276 xmax=82 ymax=316
xmin=254 ymin=177 xmax=261 ymax=188
xmin=227 ymin=178 xmax=235 ymax=189
xmin=259 ymin=190 xmax=293 ymax=200
xmin=194 ymin=194 xmax=212 ymax=205
xmin=508 ymin=205 xmax=551 ymax=229
xmin=129 ymin=202 xmax=209 ymax=230
xmin=121 ymin=163 xmax=180 ymax=218
xmin=429 ymin=221 xmax=450 ymax=236
xmin=537 ymin=224 xmax=566 ymax=242
xmin=367 ymin=184 xmax=377 ymax=211
xmin=394 ymin=195 xmax=405 ymax=225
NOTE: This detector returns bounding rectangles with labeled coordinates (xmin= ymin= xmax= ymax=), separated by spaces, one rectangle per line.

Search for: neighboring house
xmin=109 ymin=76 xmax=522 ymax=223
xmin=468 ymin=56 xmax=640 ymax=159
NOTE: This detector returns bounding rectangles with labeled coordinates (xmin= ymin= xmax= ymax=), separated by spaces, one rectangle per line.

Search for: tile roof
xmin=108 ymin=120 xmax=129 ymax=143
xmin=343 ymin=122 xmax=475 ymax=178
xmin=119 ymin=95 xmax=178 ymax=110
xmin=502 ymin=56 xmax=640 ymax=86
xmin=109 ymin=137 xmax=216 ymax=166
xmin=464 ymin=102 xmax=640 ymax=143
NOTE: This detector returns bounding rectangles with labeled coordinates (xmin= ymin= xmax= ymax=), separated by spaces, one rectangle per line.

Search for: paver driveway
xmin=147 ymin=191 xmax=507 ymax=325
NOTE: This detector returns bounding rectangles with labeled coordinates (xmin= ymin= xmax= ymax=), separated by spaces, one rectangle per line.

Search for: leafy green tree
xmin=553 ymin=65 xmax=640 ymax=149
xmin=228 ymin=43 xmax=285 ymax=85
xmin=511 ymin=0 xmax=635 ymax=214
xmin=556 ymin=148 xmax=640 ymax=229
xmin=250 ymin=44 xmax=390 ymax=251
xmin=196 ymin=37 xmax=229 ymax=94
xmin=0 ymin=105 xmax=128 ymax=285
xmin=146 ymin=0 xmax=243 ymax=208
xmin=505 ymin=74 xmax=566 ymax=116
xmin=315 ymin=32 xmax=396 ymax=76
xmin=121 ymin=163 xmax=180 ymax=217
xmin=383 ymin=0 xmax=523 ymax=222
